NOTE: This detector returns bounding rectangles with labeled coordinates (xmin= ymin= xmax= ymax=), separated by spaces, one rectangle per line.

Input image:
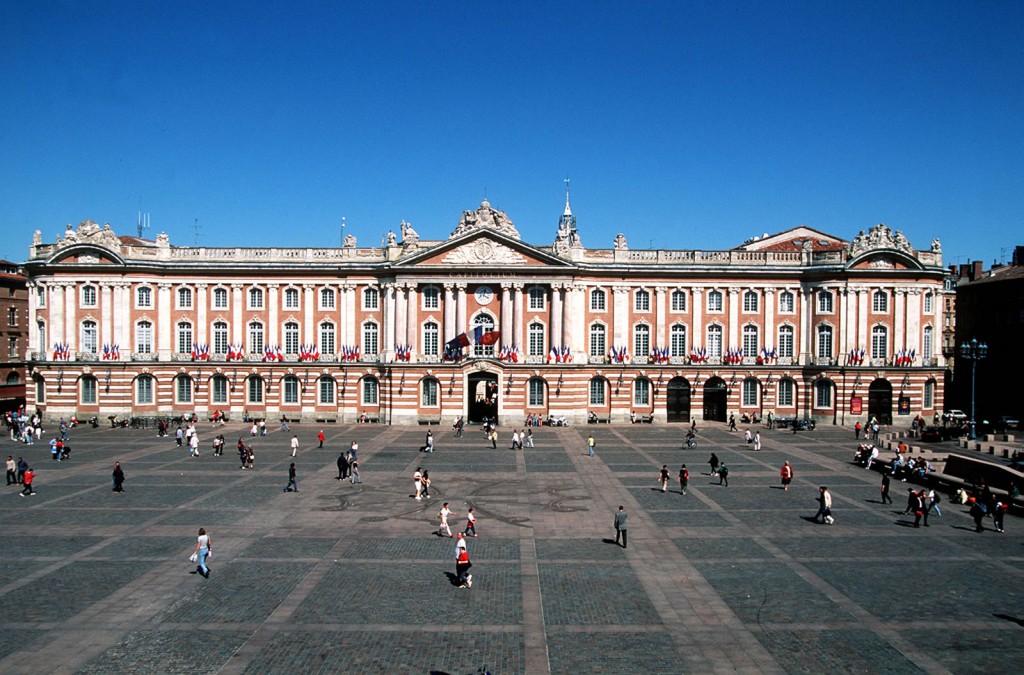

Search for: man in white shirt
xmin=413 ymin=467 xmax=423 ymax=500
xmin=290 ymin=435 xmax=299 ymax=457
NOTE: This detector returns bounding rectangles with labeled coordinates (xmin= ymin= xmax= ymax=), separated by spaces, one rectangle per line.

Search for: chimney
xmin=959 ymin=263 xmax=969 ymax=279
xmin=972 ymin=260 xmax=983 ymax=280
xmin=1014 ymin=245 xmax=1024 ymax=267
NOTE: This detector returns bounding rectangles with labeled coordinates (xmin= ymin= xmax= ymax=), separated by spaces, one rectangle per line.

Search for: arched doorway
xmin=666 ymin=377 xmax=691 ymax=423
xmin=868 ymin=378 xmax=893 ymax=425
xmin=468 ymin=372 xmax=498 ymax=423
xmin=703 ymin=377 xmax=727 ymax=422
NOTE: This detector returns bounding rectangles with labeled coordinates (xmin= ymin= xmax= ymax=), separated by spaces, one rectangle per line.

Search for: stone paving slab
xmin=1 ymin=421 xmax=1022 ymax=673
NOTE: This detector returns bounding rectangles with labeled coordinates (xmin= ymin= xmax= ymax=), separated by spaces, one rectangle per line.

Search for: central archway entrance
xmin=868 ymin=378 xmax=893 ymax=425
xmin=666 ymin=377 xmax=691 ymax=423
xmin=468 ymin=372 xmax=498 ymax=424
xmin=702 ymin=377 xmax=727 ymax=422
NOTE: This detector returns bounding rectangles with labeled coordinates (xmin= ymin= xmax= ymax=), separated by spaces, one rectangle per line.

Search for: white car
xmin=944 ymin=410 xmax=967 ymax=422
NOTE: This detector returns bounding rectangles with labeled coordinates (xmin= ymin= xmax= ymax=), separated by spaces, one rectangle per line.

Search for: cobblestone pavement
xmin=1 ymin=420 xmax=1021 ymax=673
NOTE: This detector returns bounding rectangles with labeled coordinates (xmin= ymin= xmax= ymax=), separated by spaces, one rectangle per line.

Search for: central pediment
xmin=442 ymin=238 xmax=527 ymax=265
xmin=394 ymin=229 xmax=574 ymax=269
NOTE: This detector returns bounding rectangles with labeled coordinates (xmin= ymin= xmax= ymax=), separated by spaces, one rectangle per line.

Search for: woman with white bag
xmin=190 ymin=527 xmax=212 ymax=578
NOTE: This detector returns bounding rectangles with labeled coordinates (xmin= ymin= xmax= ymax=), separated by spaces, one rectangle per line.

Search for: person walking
xmin=992 ymin=500 xmax=1007 ymax=533
xmin=337 ymin=452 xmax=348 ymax=480
xmin=814 ymin=486 xmax=833 ymax=524
xmin=455 ymin=533 xmax=473 ymax=588
xmin=880 ymin=472 xmax=893 ymax=504
xmin=350 ymin=459 xmax=361 ymax=483
xmin=175 ymin=426 xmax=184 ymax=447
xmin=511 ymin=430 xmax=520 ymax=450
xmin=317 ymin=430 xmax=325 ymax=448
xmin=678 ymin=464 xmax=689 ymax=495
xmin=728 ymin=414 xmax=737 ymax=432
xmin=780 ymin=461 xmax=793 ymax=491
xmin=438 ymin=502 xmax=455 ymax=537
xmin=425 ymin=430 xmax=434 ymax=453
xmin=910 ymin=489 xmax=926 ymax=527
xmin=659 ymin=464 xmax=670 ymax=492
xmin=246 ymin=445 xmax=255 ymax=470
xmin=718 ymin=463 xmax=729 ymax=486
xmin=453 ymin=416 xmax=464 ymax=437
xmin=284 ymin=462 xmax=298 ymax=492
xmin=290 ymin=435 xmax=299 ymax=457
xmin=16 ymin=456 xmax=27 ymax=484
xmin=524 ymin=428 xmax=534 ymax=448
xmin=112 ymin=462 xmax=125 ymax=493
xmin=421 ymin=469 xmax=431 ymax=499
xmin=926 ymin=489 xmax=942 ymax=517
xmin=854 ymin=421 xmax=862 ymax=439
xmin=413 ymin=467 xmax=423 ymax=500
xmin=191 ymin=528 xmax=211 ymax=578
xmin=464 ymin=507 xmax=478 ymax=537
xmin=587 ymin=434 xmax=595 ymax=457
xmin=753 ymin=431 xmax=762 ymax=451
xmin=489 ymin=428 xmax=498 ymax=449
xmin=20 ymin=466 xmax=35 ymax=496
xmin=744 ymin=428 xmax=752 ymax=445
xmin=349 ymin=440 xmax=359 ymax=461
xmin=708 ymin=452 xmax=720 ymax=476
xmin=188 ymin=431 xmax=200 ymax=458
xmin=613 ymin=505 xmax=628 ymax=548
xmin=5 ymin=456 xmax=15 ymax=485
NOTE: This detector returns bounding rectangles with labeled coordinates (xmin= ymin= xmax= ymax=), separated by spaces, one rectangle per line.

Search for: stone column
xmin=231 ymin=284 xmax=244 ymax=346
xmin=655 ymin=286 xmax=667 ymax=349
xmin=894 ymin=289 xmax=907 ymax=358
xmin=196 ymin=284 xmax=209 ymax=345
xmin=383 ymin=283 xmax=396 ymax=358
xmin=798 ymin=287 xmax=811 ymax=364
xmin=394 ymin=284 xmax=407 ymax=350
xmin=857 ymin=288 xmax=869 ymax=358
xmin=158 ymin=282 xmax=173 ymax=359
xmin=443 ymin=284 xmax=456 ymax=343
xmin=455 ymin=284 xmax=467 ymax=336
xmin=838 ymin=288 xmax=850 ymax=358
xmin=550 ymin=284 xmax=564 ymax=349
xmin=563 ymin=284 xmax=581 ymax=354
xmin=406 ymin=284 xmax=418 ymax=349
xmin=26 ymin=282 xmax=38 ymax=356
xmin=906 ymin=289 xmax=921 ymax=360
xmin=266 ymin=284 xmax=278 ymax=347
xmin=340 ymin=284 xmax=354 ymax=347
xmin=100 ymin=283 xmax=113 ymax=348
xmin=500 ymin=283 xmax=512 ymax=347
xmin=612 ymin=286 xmax=629 ymax=348
xmin=763 ymin=288 xmax=776 ymax=354
xmin=303 ymin=284 xmax=315 ymax=346
xmin=691 ymin=288 xmax=703 ymax=348
xmin=513 ymin=283 xmax=524 ymax=351
xmin=727 ymin=288 xmax=739 ymax=352
xmin=49 ymin=283 xmax=65 ymax=349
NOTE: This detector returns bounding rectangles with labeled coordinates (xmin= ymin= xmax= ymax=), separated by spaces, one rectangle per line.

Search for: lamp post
xmin=959 ymin=337 xmax=988 ymax=441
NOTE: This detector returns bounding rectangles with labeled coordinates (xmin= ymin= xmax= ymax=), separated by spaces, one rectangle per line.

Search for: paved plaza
xmin=0 ymin=419 xmax=1021 ymax=674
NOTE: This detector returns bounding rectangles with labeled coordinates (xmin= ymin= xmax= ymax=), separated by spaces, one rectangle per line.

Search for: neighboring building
xmin=952 ymin=247 xmax=1024 ymax=424
xmin=0 ymin=260 xmax=28 ymax=412
xmin=21 ymin=201 xmax=947 ymax=426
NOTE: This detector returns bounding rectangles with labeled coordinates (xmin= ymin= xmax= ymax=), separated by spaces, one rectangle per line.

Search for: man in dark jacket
xmin=614 ymin=506 xmax=628 ymax=548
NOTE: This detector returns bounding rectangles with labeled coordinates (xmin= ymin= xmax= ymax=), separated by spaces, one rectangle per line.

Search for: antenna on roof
xmin=340 ymin=216 xmax=346 ymax=247
xmin=137 ymin=211 xmax=150 ymax=239
xmin=194 ymin=218 xmax=201 ymax=246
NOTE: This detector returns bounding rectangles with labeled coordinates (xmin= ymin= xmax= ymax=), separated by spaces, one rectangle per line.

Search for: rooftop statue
xmin=449 ymin=199 xmax=520 ymax=240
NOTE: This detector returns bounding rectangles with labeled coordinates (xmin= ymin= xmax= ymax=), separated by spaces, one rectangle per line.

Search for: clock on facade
xmin=475 ymin=285 xmax=494 ymax=305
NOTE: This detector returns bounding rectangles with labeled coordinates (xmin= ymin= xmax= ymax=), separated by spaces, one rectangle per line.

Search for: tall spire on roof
xmin=553 ymin=177 xmax=582 ymax=256
xmin=563 ymin=176 xmax=572 ymax=217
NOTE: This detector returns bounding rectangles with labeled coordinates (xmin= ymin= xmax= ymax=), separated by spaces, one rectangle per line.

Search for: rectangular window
xmin=81 ymin=377 xmax=97 ymax=404
xmin=137 ymin=287 xmax=152 ymax=308
xmin=635 ymin=290 xmax=650 ymax=312
xmin=213 ymin=288 xmax=228 ymax=309
xmin=777 ymin=328 xmax=794 ymax=359
xmin=137 ymin=377 xmax=153 ymax=404
xmin=284 ymin=288 xmax=300 ymax=309
xmin=529 ymin=287 xmax=546 ymax=310
xmin=284 ymin=378 xmax=299 ymax=404
xmin=248 ymin=378 xmax=263 ymax=403
xmin=671 ymin=290 xmax=686 ymax=312
xmin=283 ymin=324 xmax=299 ymax=355
xmin=177 ymin=324 xmax=193 ymax=355
xmin=815 ymin=383 xmax=832 ymax=408
xmin=591 ymin=289 xmax=606 ymax=311
xmin=363 ymin=288 xmax=379 ymax=310
xmin=319 ymin=379 xmax=334 ymax=404
xmin=423 ymin=323 xmax=439 ymax=356
xmin=707 ymin=291 xmax=723 ymax=312
xmin=320 ymin=288 xmax=335 ymax=310
xmin=528 ymin=379 xmax=545 ymax=406
xmin=248 ymin=288 xmax=264 ymax=309
xmin=213 ymin=324 xmax=228 ymax=355
xmin=8 ymin=336 xmax=16 ymax=358
xmin=590 ymin=326 xmax=606 ymax=358
xmin=136 ymin=323 xmax=153 ymax=354
xmin=528 ymin=325 xmax=545 ymax=357
xmin=7 ymin=308 xmax=16 ymax=327
xmin=363 ymin=379 xmax=378 ymax=405
xmin=82 ymin=286 xmax=97 ymax=307
xmin=212 ymin=378 xmax=228 ymax=404
xmin=924 ymin=381 xmax=934 ymax=409
xmin=817 ymin=329 xmax=832 ymax=359
xmin=778 ymin=292 xmax=794 ymax=313
xmin=178 ymin=288 xmax=193 ymax=309
xmin=633 ymin=379 xmax=650 ymax=406
xmin=422 ymin=286 xmax=440 ymax=310
xmin=422 ymin=379 xmax=438 ymax=406
xmin=177 ymin=377 xmax=192 ymax=403
xmin=777 ymin=380 xmax=794 ymax=406
xmin=589 ymin=379 xmax=605 ymax=406
xmin=742 ymin=380 xmax=758 ymax=406
xmin=37 ymin=287 xmax=46 ymax=307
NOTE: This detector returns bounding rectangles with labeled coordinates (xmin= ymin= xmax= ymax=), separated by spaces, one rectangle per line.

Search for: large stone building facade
xmin=0 ymin=260 xmax=28 ymax=412
xmin=21 ymin=200 xmax=947 ymax=426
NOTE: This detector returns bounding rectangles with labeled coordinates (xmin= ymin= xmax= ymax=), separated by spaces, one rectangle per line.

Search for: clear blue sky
xmin=2 ymin=1 xmax=1021 ymax=267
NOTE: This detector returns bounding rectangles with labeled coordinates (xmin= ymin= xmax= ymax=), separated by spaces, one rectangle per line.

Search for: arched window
xmin=80 ymin=375 xmax=97 ymax=404
xmin=670 ymin=324 xmax=687 ymax=357
xmin=422 ymin=378 xmax=439 ymax=406
xmin=212 ymin=321 xmax=228 ymax=355
xmin=743 ymin=290 xmax=759 ymax=313
xmin=742 ymin=378 xmax=759 ymax=406
xmin=211 ymin=375 xmax=229 ymax=404
xmin=707 ymin=290 xmax=724 ymax=312
xmin=248 ymin=287 xmax=264 ymax=309
xmin=37 ymin=321 xmax=46 ymax=356
xmin=815 ymin=379 xmax=833 ymax=408
xmin=422 ymin=285 xmax=440 ymax=309
xmin=81 ymin=285 xmax=97 ymax=307
xmin=924 ymin=380 xmax=935 ymax=409
xmin=363 ymin=287 xmax=379 ymax=310
xmin=634 ymin=324 xmax=650 ymax=357
xmin=922 ymin=326 xmax=933 ymax=360
xmin=6 ymin=372 xmax=20 ymax=385
xmin=362 ymin=322 xmax=379 ymax=356
xmin=742 ymin=325 xmax=759 ymax=357
xmin=176 ymin=375 xmax=192 ymax=403
xmin=35 ymin=375 xmax=46 ymax=403
xmin=248 ymin=376 xmax=264 ymax=403
xmin=817 ymin=325 xmax=833 ymax=359
xmin=81 ymin=320 xmax=98 ymax=354
xmin=706 ymin=325 xmax=723 ymax=359
xmin=136 ymin=321 xmax=153 ymax=354
xmin=213 ymin=287 xmax=228 ymax=309
xmin=923 ymin=292 xmax=934 ymax=314
xmin=818 ymin=290 xmax=834 ymax=313
xmin=528 ymin=322 xmax=545 ymax=357
xmin=423 ymin=321 xmax=439 ymax=356
xmin=248 ymin=322 xmax=264 ymax=354
xmin=778 ymin=290 xmax=795 ymax=313
xmin=284 ymin=288 xmax=300 ymax=309
xmin=529 ymin=286 xmax=546 ymax=310
xmin=320 ymin=288 xmax=335 ymax=309
xmin=362 ymin=377 xmax=379 ymax=405
xmin=319 ymin=322 xmax=335 ymax=357
xmin=777 ymin=378 xmax=795 ymax=407
xmin=671 ymin=289 xmax=687 ymax=312
xmin=136 ymin=375 xmax=154 ymax=404
xmin=591 ymin=288 xmax=606 ymax=311
xmin=283 ymin=322 xmax=299 ymax=355
xmin=872 ymin=290 xmax=888 ymax=313
xmin=178 ymin=287 xmax=193 ymax=309
xmin=319 ymin=377 xmax=335 ymax=404
xmin=136 ymin=286 xmax=152 ymax=308
xmin=589 ymin=377 xmax=607 ymax=406
xmin=871 ymin=326 xmax=888 ymax=360
xmin=472 ymin=313 xmax=496 ymax=357
xmin=176 ymin=322 xmax=192 ymax=355
xmin=282 ymin=375 xmax=299 ymax=404
xmin=528 ymin=377 xmax=545 ymax=407
xmin=635 ymin=289 xmax=650 ymax=312
xmin=633 ymin=378 xmax=651 ymax=406
xmin=778 ymin=325 xmax=794 ymax=359
xmin=589 ymin=324 xmax=606 ymax=358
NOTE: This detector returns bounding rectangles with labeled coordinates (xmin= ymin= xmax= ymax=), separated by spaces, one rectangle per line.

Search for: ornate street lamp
xmin=958 ymin=338 xmax=988 ymax=440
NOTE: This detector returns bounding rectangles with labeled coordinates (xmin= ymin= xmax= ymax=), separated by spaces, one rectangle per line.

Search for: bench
xmin=588 ymin=415 xmax=611 ymax=424
xmin=357 ymin=416 xmax=380 ymax=424
xmin=638 ymin=415 xmax=655 ymax=424
xmin=418 ymin=418 xmax=442 ymax=426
